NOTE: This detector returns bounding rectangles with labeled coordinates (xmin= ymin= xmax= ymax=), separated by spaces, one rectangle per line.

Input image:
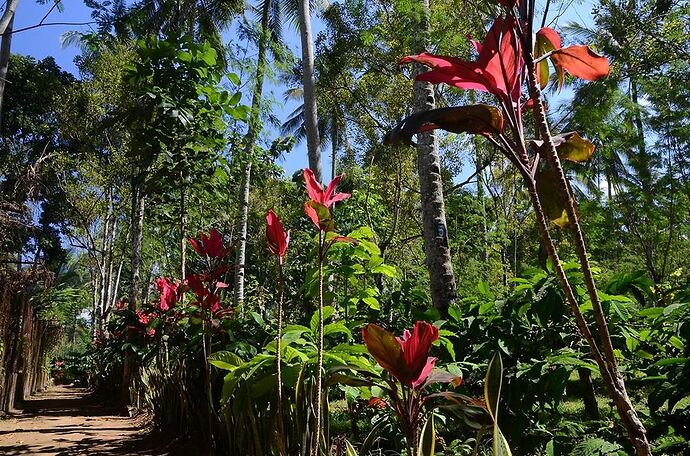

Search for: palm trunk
xmin=0 ymin=14 xmax=14 ymax=128
xmin=297 ymin=0 xmax=322 ymax=180
xmin=412 ymin=0 xmax=457 ymax=316
xmin=233 ymin=0 xmax=272 ymax=309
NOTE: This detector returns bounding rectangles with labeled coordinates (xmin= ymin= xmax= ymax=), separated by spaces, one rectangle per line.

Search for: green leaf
xmin=417 ymin=414 xmax=436 ymax=456
xmin=362 ymin=296 xmax=380 ymax=310
xmin=494 ymin=426 xmax=513 ymax=456
xmin=484 ymin=352 xmax=503 ymax=423
xmin=310 ymin=306 xmax=336 ymax=335
xmin=535 ymin=167 xmax=573 ymax=228
xmin=371 ymin=263 xmax=398 ymax=277
xmin=226 ymin=72 xmax=240 ymax=86
xmin=345 ymin=440 xmax=359 ymax=456
xmin=208 ymin=351 xmax=243 ymax=371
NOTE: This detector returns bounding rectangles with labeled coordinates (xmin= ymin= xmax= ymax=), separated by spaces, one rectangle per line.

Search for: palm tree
xmin=411 ymin=0 xmax=457 ymax=315
xmin=281 ymin=84 xmax=350 ymax=181
xmin=128 ymin=0 xmax=244 ymax=66
xmin=295 ymin=0 xmax=323 ymax=181
xmin=233 ymin=0 xmax=288 ymax=308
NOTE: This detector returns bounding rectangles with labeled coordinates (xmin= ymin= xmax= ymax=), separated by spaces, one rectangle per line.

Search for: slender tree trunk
xmin=578 ymin=368 xmax=600 ymax=420
xmin=476 ymin=143 xmax=489 ymax=273
xmin=180 ymin=175 xmax=187 ymax=280
xmin=297 ymin=0 xmax=322 ymax=180
xmin=234 ymin=161 xmax=251 ymax=311
xmin=122 ymin=179 xmax=146 ymax=405
xmin=331 ymin=113 xmax=337 ymax=180
xmin=412 ymin=0 xmax=457 ymax=316
xmin=0 ymin=14 xmax=13 ymax=128
xmin=233 ymin=1 xmax=271 ymax=308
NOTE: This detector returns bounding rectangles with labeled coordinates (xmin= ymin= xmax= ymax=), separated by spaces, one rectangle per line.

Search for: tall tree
xmin=297 ymin=0 xmax=322 ymax=181
xmin=412 ymin=0 xmax=457 ymax=315
xmin=234 ymin=0 xmax=288 ymax=307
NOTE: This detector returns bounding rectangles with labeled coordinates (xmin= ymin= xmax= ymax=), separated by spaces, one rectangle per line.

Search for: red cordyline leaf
xmin=304 ymin=168 xmax=351 ymax=208
xmin=155 ymin=277 xmax=179 ymax=311
xmin=188 ymin=228 xmax=229 ymax=258
xmin=400 ymin=16 xmax=522 ymax=103
xmin=550 ymin=45 xmax=610 ymax=81
xmin=266 ymin=209 xmax=290 ymax=262
xmin=536 ymin=27 xmax=562 ymax=50
xmin=362 ymin=321 xmax=439 ymax=388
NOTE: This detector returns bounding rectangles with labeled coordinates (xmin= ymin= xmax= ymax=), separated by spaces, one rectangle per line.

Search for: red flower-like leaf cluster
xmin=362 ymin=321 xmax=439 ymax=388
xmin=187 ymin=273 xmax=227 ymax=314
xmin=266 ymin=209 xmax=290 ymax=262
xmin=303 ymin=168 xmax=351 ymax=232
xmin=401 ymin=16 xmax=522 ymax=105
xmin=155 ymin=277 xmax=180 ymax=311
xmin=188 ymin=228 xmax=229 ymax=258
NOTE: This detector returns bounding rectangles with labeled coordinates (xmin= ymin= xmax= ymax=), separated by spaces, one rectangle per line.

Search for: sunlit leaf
xmin=550 ymin=45 xmax=609 ymax=83
xmin=484 ymin=352 xmax=503 ymax=423
xmin=535 ymin=27 xmax=561 ymax=89
xmin=345 ymin=440 xmax=359 ymax=456
xmin=305 ymin=200 xmax=335 ymax=232
xmin=530 ymin=132 xmax=596 ymax=163
xmin=494 ymin=425 xmax=513 ymax=456
xmin=535 ymin=168 xmax=574 ymax=228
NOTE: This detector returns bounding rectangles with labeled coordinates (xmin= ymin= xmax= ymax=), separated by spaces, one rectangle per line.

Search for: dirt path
xmin=0 ymin=385 xmax=187 ymax=455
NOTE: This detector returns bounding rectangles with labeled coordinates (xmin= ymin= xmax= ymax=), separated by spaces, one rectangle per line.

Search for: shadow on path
xmin=0 ymin=385 xmax=196 ymax=455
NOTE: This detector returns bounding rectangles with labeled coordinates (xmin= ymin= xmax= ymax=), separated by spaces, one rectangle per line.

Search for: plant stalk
xmin=522 ymin=44 xmax=651 ymax=456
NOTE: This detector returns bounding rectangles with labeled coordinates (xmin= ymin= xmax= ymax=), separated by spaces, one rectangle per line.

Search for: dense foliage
xmin=1 ymin=0 xmax=689 ymax=455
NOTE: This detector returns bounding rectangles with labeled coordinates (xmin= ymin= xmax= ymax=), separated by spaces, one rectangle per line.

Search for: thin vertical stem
xmin=521 ymin=34 xmax=651 ymax=455
xmin=275 ymin=262 xmax=285 ymax=450
xmin=313 ymin=230 xmax=325 ymax=456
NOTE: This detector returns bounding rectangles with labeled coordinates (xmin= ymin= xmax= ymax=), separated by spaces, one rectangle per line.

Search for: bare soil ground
xmin=0 ymin=385 xmax=193 ymax=455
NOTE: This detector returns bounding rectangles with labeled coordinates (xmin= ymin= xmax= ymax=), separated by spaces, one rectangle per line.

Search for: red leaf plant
xmin=266 ymin=209 xmax=290 ymax=263
xmin=186 ymin=273 xmax=228 ymax=315
xmin=354 ymin=321 xmax=482 ymax=454
xmin=155 ymin=277 xmax=180 ymax=311
xmin=400 ymin=16 xmax=522 ymax=107
xmin=188 ymin=227 xmax=229 ymax=259
xmin=363 ymin=321 xmax=439 ymax=388
xmin=303 ymin=168 xmax=351 ymax=232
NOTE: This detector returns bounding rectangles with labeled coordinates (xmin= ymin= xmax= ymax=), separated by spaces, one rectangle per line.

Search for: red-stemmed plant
xmin=266 ymin=209 xmax=290 ymax=450
xmin=302 ymin=168 xmax=354 ymax=456
xmin=387 ymin=1 xmax=649 ymax=454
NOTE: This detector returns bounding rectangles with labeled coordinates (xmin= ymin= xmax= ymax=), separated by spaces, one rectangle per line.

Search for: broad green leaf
xmin=208 ymin=351 xmax=243 ymax=371
xmin=484 ymin=352 xmax=503 ymax=423
xmin=310 ymin=306 xmax=335 ymax=335
xmin=371 ymin=263 xmax=398 ymax=277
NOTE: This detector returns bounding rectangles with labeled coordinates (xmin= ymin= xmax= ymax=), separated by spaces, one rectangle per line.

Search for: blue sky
xmin=12 ymin=0 xmax=595 ymax=182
